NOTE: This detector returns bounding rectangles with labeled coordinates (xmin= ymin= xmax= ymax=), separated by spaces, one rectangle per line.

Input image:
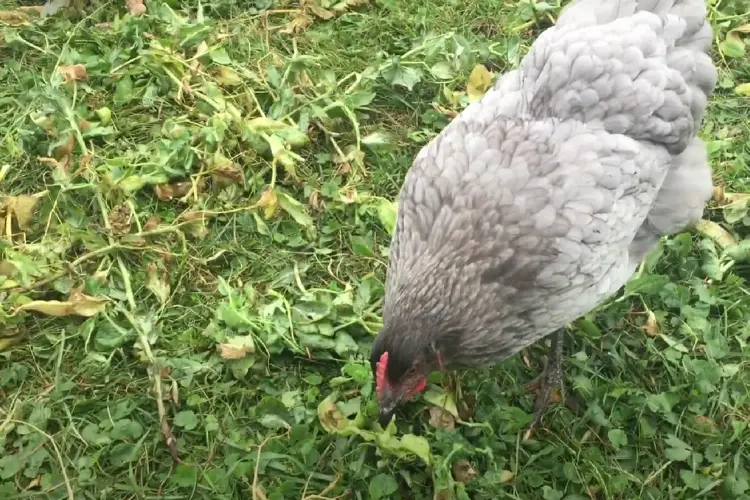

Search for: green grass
xmin=1 ymin=0 xmax=750 ymax=498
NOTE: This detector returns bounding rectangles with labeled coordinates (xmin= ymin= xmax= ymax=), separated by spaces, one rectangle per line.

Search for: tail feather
xmin=521 ymin=0 xmax=717 ymax=257
xmin=557 ymin=0 xmax=707 ymax=27
xmin=516 ymin=0 xmax=716 ymax=155
xmin=630 ymin=137 xmax=712 ymax=261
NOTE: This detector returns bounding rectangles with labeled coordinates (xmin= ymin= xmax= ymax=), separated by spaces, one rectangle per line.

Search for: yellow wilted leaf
xmin=642 ymin=310 xmax=659 ymax=337
xmin=281 ymin=11 xmax=311 ymax=34
xmin=331 ymin=0 xmax=369 ymax=12
xmin=466 ymin=64 xmax=493 ymax=101
xmin=499 ymin=470 xmax=515 ymax=484
xmin=146 ymin=263 xmax=170 ymax=304
xmin=194 ymin=41 xmax=209 ymax=59
xmin=0 ymin=334 xmax=24 ymax=352
xmin=695 ymin=219 xmax=737 ymax=250
xmin=0 ymin=261 xmax=15 ymax=277
xmin=254 ymin=188 xmax=278 ymax=219
xmin=19 ymin=291 xmax=108 ymax=317
xmin=217 ymin=66 xmax=242 ymax=86
xmin=308 ymin=4 xmax=334 ymax=19
xmin=6 ymin=195 xmax=39 ymax=230
xmin=218 ymin=343 xmax=246 ymax=360
xmin=428 ymin=406 xmax=455 ymax=431
xmin=0 ymin=10 xmax=30 ymax=24
xmin=181 ymin=211 xmax=210 ymax=238
xmin=217 ymin=335 xmax=255 ymax=360
xmin=213 ymin=165 xmax=244 ymax=185
xmin=58 ymin=64 xmax=88 ymax=83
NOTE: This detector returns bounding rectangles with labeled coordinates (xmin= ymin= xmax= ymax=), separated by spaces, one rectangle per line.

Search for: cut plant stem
xmin=97 ymin=191 xmax=180 ymax=462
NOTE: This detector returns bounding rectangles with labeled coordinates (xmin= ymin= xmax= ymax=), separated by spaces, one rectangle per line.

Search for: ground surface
xmin=1 ymin=0 xmax=750 ymax=499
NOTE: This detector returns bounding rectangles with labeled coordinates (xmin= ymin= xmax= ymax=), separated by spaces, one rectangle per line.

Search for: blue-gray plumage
xmin=371 ymin=0 xmax=717 ymax=429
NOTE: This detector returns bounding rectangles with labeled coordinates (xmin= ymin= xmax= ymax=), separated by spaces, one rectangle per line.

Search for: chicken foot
xmin=523 ymin=328 xmax=583 ymax=438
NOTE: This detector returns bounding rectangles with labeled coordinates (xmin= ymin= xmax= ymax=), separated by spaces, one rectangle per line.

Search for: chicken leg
xmin=524 ymin=329 xmax=583 ymax=438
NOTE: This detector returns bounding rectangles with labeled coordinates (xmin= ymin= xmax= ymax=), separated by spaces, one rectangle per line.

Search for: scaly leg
xmin=524 ymin=329 xmax=583 ymax=438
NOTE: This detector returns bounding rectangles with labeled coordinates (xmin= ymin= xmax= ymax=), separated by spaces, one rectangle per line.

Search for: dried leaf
xmin=308 ymin=191 xmax=324 ymax=212
xmin=694 ymin=415 xmax=717 ymax=430
xmin=126 ymin=0 xmax=146 ymax=16
xmin=108 ymin=203 xmax=132 ymax=235
xmin=452 ymin=459 xmax=477 ymax=484
xmin=428 ymin=406 xmax=455 ymax=431
xmin=712 ymin=185 xmax=725 ymax=203
xmin=466 ymin=64 xmax=493 ymax=101
xmin=6 ymin=195 xmax=39 ymax=230
xmin=217 ymin=335 xmax=255 ymax=360
xmin=332 ymin=0 xmax=369 ymax=11
xmin=58 ymin=64 xmax=88 ymax=83
xmin=155 ymin=182 xmax=192 ymax=201
xmin=46 ymin=132 xmax=76 ymax=173
xmin=642 ymin=310 xmax=659 ymax=336
xmin=181 ymin=211 xmax=206 ymax=222
xmin=0 ymin=10 xmax=30 ymax=24
xmin=338 ymin=187 xmax=358 ymax=204
xmin=19 ymin=291 xmax=108 ymax=317
xmin=254 ymin=188 xmax=278 ymax=219
xmin=92 ymin=269 xmax=109 ymax=283
xmin=309 ymin=4 xmax=334 ymax=19
xmin=695 ymin=219 xmax=737 ymax=250
xmin=457 ymin=394 xmax=476 ymax=421
xmin=143 ymin=215 xmax=161 ymax=231
xmin=179 ymin=211 xmax=210 ymax=238
xmin=17 ymin=6 xmax=43 ymax=14
xmin=146 ymin=263 xmax=170 ymax=304
xmin=217 ymin=343 xmax=246 ymax=360
xmin=171 ymin=379 xmax=179 ymax=406
xmin=212 ymin=165 xmax=244 ymax=184
xmin=38 ymin=157 xmax=66 ymax=171
xmin=281 ymin=11 xmax=311 ymax=34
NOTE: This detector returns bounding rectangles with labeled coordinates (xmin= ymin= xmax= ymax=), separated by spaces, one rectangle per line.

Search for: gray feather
xmin=382 ymin=0 xmax=716 ymax=367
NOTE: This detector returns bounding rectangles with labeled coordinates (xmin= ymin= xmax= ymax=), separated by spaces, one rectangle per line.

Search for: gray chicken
xmin=371 ymin=0 xmax=717 ymax=431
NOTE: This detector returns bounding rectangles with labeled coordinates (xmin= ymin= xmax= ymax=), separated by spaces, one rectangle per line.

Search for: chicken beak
xmin=379 ymin=405 xmax=396 ymax=428
xmin=377 ymin=388 xmax=398 ymax=428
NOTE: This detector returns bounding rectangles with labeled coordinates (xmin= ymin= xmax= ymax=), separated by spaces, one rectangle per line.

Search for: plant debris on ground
xmin=1 ymin=0 xmax=750 ymax=498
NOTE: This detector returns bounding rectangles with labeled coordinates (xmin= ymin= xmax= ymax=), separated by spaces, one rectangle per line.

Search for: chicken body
xmin=372 ymin=0 xmax=717 ymax=425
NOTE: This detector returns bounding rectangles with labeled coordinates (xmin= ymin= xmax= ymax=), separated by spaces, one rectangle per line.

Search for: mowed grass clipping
xmin=1 ymin=0 xmax=750 ymax=498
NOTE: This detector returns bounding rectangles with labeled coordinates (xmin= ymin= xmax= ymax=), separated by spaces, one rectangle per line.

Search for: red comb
xmin=375 ymin=351 xmax=389 ymax=398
